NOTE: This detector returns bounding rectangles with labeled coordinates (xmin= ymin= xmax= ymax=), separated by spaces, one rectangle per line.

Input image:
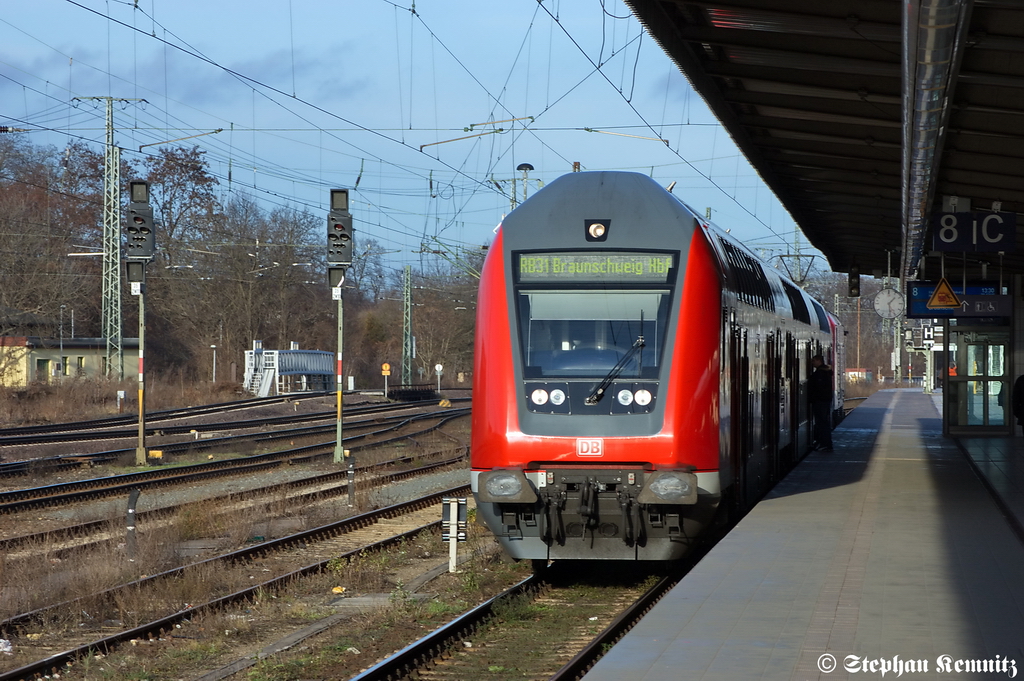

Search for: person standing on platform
xmin=1012 ymin=374 xmax=1024 ymax=436
xmin=810 ymin=354 xmax=834 ymax=452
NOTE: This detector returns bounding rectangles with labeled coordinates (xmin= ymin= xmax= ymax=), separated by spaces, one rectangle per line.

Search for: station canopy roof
xmin=627 ymin=0 xmax=1024 ymax=282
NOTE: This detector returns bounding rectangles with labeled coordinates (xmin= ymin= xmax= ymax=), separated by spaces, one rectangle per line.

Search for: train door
xmin=797 ymin=340 xmax=812 ymax=454
xmin=728 ymin=320 xmax=750 ymax=511
xmin=744 ymin=330 xmax=762 ymax=506
xmin=783 ymin=332 xmax=798 ymax=468
xmin=764 ymin=331 xmax=781 ymax=483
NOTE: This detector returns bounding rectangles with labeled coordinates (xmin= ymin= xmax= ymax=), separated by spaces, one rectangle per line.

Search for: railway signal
xmin=327 ymin=188 xmax=354 ymax=268
xmin=123 ymin=180 xmax=154 ymax=466
xmin=326 ymin=189 xmax=354 ymax=485
xmin=848 ymin=266 xmax=861 ymax=297
xmin=125 ymin=181 xmax=156 ymax=260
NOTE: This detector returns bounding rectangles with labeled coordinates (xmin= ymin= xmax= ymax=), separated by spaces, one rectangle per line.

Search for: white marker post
xmin=442 ymin=497 xmax=467 ymax=573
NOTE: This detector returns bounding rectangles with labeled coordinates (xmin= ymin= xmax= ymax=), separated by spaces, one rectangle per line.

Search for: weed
xmin=459 ymin=567 xmax=480 ymax=591
xmin=491 ymin=591 xmax=541 ymax=623
xmin=173 ymin=500 xmax=227 ymax=541
xmin=426 ymin=599 xmax=462 ymax=618
xmin=163 ymin=641 xmax=224 ymax=664
xmin=389 ymin=581 xmax=411 ymax=604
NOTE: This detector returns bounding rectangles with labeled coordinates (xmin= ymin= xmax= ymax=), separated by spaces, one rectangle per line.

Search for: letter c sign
xmin=577 ymin=439 xmax=604 ymax=457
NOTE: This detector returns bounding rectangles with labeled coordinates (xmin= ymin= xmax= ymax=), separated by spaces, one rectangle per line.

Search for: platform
xmin=584 ymin=389 xmax=1024 ymax=680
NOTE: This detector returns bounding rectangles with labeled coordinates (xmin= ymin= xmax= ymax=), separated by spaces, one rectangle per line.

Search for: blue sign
xmin=932 ymin=212 xmax=1016 ymax=252
xmin=906 ymin=281 xmax=1011 ymax=319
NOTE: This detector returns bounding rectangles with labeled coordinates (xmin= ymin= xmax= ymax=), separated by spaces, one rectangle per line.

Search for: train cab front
xmin=470 ymin=172 xmax=724 ymax=562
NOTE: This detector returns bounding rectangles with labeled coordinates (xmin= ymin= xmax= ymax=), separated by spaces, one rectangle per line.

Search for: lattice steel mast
xmin=77 ymin=97 xmax=143 ymax=379
xmin=402 ymin=265 xmax=412 ymax=384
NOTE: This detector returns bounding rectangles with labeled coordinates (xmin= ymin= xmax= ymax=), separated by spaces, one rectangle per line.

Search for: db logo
xmin=576 ymin=438 xmax=604 ymax=457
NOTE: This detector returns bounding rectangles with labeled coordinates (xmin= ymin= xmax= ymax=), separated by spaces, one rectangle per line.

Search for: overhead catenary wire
xmin=3 ymin=0 xmax=799 ymax=263
xmin=537 ymin=2 xmax=792 ymax=245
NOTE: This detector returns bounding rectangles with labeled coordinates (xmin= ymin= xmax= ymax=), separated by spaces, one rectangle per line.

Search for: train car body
xmin=471 ymin=171 xmax=843 ymax=562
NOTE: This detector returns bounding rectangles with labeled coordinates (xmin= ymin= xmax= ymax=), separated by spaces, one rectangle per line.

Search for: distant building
xmin=243 ymin=340 xmax=335 ymax=397
xmin=845 ymin=368 xmax=874 ymax=383
xmin=0 ymin=337 xmax=140 ymax=387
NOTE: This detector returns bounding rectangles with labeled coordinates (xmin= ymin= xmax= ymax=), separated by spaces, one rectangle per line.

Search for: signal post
xmin=327 ymin=189 xmax=354 ymax=505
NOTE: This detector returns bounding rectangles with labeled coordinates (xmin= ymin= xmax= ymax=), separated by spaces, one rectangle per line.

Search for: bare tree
xmin=0 ymin=136 xmax=104 ymax=338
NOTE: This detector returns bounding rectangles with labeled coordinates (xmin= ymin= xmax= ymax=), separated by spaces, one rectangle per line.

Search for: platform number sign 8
xmin=932 ymin=212 xmax=1016 ymax=252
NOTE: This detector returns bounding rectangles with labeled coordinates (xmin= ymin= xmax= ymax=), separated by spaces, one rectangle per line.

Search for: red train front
xmin=471 ymin=171 xmax=839 ymax=562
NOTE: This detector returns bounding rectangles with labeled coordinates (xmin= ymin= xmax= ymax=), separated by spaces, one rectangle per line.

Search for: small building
xmin=0 ymin=336 xmax=141 ymax=387
xmin=845 ymin=368 xmax=874 ymax=383
xmin=243 ymin=340 xmax=335 ymax=397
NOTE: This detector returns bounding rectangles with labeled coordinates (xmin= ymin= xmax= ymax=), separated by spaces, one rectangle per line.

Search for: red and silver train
xmin=471 ymin=171 xmax=844 ymax=562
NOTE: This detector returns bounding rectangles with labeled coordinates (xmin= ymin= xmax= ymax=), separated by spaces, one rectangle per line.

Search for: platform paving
xmin=583 ymin=389 xmax=1024 ymax=681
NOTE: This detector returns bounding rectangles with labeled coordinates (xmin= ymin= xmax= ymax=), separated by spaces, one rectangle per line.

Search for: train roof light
xmin=586 ymin=220 xmax=609 ymax=241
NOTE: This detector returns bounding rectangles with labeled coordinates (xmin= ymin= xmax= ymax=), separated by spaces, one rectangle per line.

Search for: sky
xmin=0 ymin=0 xmax=821 ymax=277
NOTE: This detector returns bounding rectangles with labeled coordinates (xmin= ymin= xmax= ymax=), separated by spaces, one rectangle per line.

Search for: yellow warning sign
xmin=926 ymin=278 xmax=960 ymax=309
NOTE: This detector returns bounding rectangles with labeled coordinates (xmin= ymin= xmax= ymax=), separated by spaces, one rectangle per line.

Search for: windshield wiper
xmin=585 ymin=334 xmax=645 ymax=405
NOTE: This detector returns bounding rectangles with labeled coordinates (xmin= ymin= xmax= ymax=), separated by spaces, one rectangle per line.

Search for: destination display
xmin=906 ymin=281 xmax=1011 ymax=319
xmin=517 ymin=252 xmax=674 ymax=283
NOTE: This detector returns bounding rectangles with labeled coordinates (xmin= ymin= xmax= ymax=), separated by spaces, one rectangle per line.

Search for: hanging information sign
xmin=906 ymin=281 xmax=1011 ymax=319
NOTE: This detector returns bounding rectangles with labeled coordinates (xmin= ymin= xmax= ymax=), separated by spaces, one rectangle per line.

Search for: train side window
xmin=810 ymin=300 xmax=830 ymax=332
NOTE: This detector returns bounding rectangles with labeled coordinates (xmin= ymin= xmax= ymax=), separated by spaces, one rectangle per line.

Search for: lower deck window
xmin=518 ymin=289 xmax=670 ymax=379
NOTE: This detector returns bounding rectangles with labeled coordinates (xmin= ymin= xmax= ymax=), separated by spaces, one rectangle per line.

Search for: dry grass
xmin=0 ymin=446 xmax=467 ymax=634
xmin=0 ymin=382 xmax=477 ymax=677
xmin=39 ymin=522 xmax=529 ymax=681
xmin=0 ymin=377 xmax=238 ymax=427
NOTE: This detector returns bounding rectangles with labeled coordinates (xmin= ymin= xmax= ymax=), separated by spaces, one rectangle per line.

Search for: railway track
xmin=0 ymin=408 xmax=470 ymax=512
xmin=0 ymin=448 xmax=467 ymax=562
xmin=349 ymin=566 xmax=681 ymax=681
xmin=0 ymin=398 xmax=469 ymax=476
xmin=346 ymin=506 xmax=734 ymax=681
xmin=0 ymin=486 xmax=472 ymax=681
xmin=0 ymin=392 xmax=332 ymax=440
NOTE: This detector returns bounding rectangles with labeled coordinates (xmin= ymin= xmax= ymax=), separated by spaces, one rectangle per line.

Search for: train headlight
xmin=650 ymin=475 xmax=691 ymax=500
xmin=617 ymin=389 xmax=634 ymax=405
xmin=637 ymin=471 xmax=699 ymax=505
xmin=531 ymin=389 xmax=549 ymax=405
xmin=549 ymin=389 xmax=566 ymax=405
xmin=634 ymin=389 xmax=652 ymax=406
xmin=486 ymin=472 xmax=522 ymax=497
xmin=476 ymin=470 xmax=538 ymax=503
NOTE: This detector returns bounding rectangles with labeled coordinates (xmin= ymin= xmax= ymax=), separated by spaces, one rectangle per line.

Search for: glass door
xmin=946 ymin=327 xmax=1010 ymax=435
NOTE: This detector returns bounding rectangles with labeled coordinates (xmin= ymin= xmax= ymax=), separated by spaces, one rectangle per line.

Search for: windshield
xmin=517 ymin=289 xmax=671 ymax=378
